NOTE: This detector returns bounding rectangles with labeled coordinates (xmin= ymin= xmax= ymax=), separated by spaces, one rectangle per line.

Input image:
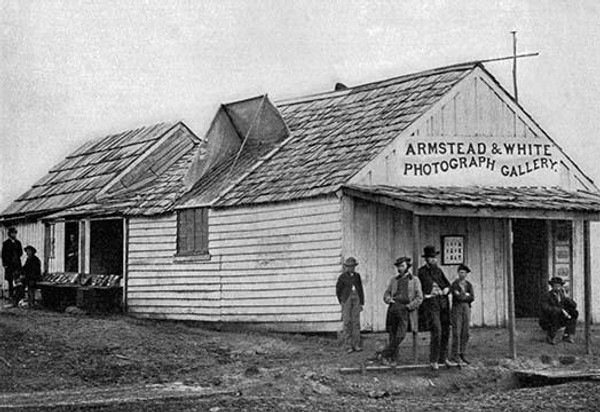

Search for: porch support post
xmin=412 ymin=213 xmax=420 ymax=364
xmin=122 ymin=218 xmax=129 ymax=313
xmin=584 ymin=220 xmax=592 ymax=355
xmin=506 ymin=218 xmax=517 ymax=359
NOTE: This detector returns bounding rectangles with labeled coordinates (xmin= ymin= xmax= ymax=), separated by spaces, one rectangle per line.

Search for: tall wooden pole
xmin=511 ymin=31 xmax=518 ymax=102
xmin=506 ymin=218 xmax=517 ymax=359
xmin=584 ymin=220 xmax=592 ymax=355
xmin=412 ymin=213 xmax=420 ymax=364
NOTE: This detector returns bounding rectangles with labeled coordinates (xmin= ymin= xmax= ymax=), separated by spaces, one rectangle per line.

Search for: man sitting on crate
xmin=380 ymin=257 xmax=423 ymax=365
xmin=539 ymin=276 xmax=578 ymax=345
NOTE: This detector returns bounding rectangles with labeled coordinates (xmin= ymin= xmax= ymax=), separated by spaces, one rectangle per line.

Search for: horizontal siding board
xmin=128 ymin=307 xmax=220 ymax=316
xmin=222 ymin=279 xmax=334 ymax=290
xmin=211 ymin=239 xmax=341 ymax=256
xmin=211 ymin=197 xmax=338 ymax=218
xmin=221 ymin=287 xmax=333 ymax=299
xmin=128 ymin=291 xmax=220 ymax=300
xmin=220 ymin=313 xmax=340 ymax=322
xmin=128 ymin=298 xmax=221 ymax=306
xmin=219 ymin=296 xmax=337 ymax=306
xmin=128 ymin=276 xmax=222 ymax=285
xmin=210 ymin=213 xmax=340 ymax=233
xmin=210 ymin=202 xmax=340 ymax=225
xmin=128 ymin=252 xmax=341 ymax=267
xmin=129 ymin=264 xmax=340 ymax=276
xmin=211 ymin=231 xmax=341 ymax=249
xmin=129 ymin=243 xmax=176 ymax=252
xmin=129 ymin=229 xmax=177 ymax=239
xmin=209 ymin=221 xmax=341 ymax=242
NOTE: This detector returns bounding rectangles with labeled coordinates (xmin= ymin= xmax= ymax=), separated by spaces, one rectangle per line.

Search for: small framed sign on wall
xmin=441 ymin=235 xmax=465 ymax=265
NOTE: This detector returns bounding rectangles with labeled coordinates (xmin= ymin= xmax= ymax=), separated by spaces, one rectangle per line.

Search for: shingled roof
xmin=212 ymin=62 xmax=478 ymax=207
xmin=2 ymin=121 xmax=197 ymax=219
xmin=344 ymin=185 xmax=600 ymax=216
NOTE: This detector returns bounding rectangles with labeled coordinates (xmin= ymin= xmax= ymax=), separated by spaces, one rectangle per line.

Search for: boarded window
xmin=177 ymin=208 xmax=209 ymax=255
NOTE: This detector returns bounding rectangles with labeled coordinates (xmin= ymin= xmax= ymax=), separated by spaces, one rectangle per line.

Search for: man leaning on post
xmin=336 ymin=257 xmax=365 ymax=353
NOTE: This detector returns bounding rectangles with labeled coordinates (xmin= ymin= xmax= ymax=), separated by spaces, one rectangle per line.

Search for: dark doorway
xmin=513 ymin=219 xmax=547 ymax=318
xmin=90 ymin=219 xmax=123 ymax=275
xmin=64 ymin=222 xmax=79 ymax=272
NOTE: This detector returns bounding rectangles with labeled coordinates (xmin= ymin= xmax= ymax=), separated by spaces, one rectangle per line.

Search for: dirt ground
xmin=1 ymin=305 xmax=600 ymax=411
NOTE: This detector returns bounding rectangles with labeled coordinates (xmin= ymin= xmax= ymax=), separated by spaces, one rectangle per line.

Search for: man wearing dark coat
xmin=336 ymin=257 xmax=365 ymax=353
xmin=539 ymin=276 xmax=578 ymax=344
xmin=417 ymin=245 xmax=454 ymax=370
xmin=2 ymin=227 xmax=23 ymax=302
xmin=20 ymin=245 xmax=42 ymax=307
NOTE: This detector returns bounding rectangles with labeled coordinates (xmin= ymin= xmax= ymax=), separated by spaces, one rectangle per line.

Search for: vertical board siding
xmin=127 ymin=197 xmax=343 ymax=327
xmin=571 ymin=220 xmax=585 ymax=312
xmin=342 ymin=199 xmax=507 ymax=331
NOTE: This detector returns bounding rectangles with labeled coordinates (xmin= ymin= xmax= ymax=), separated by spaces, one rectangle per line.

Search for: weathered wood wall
xmin=342 ymin=197 xmax=507 ymax=330
xmin=591 ymin=222 xmax=600 ymax=322
xmin=127 ymin=196 xmax=344 ymax=331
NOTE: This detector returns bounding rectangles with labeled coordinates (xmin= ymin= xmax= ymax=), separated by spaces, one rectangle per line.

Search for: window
xmin=177 ymin=208 xmax=209 ymax=256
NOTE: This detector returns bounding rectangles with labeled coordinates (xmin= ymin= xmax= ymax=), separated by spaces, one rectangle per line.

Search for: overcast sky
xmin=2 ymin=0 xmax=600 ymax=210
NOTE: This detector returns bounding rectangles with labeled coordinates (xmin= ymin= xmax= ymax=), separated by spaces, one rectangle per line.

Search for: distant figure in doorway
xmin=336 ymin=257 xmax=365 ymax=353
xmin=20 ymin=245 xmax=42 ymax=307
xmin=417 ymin=245 xmax=455 ymax=370
xmin=450 ymin=264 xmax=475 ymax=365
xmin=65 ymin=234 xmax=78 ymax=272
xmin=381 ymin=257 xmax=423 ymax=365
xmin=539 ymin=276 xmax=578 ymax=345
xmin=2 ymin=227 xmax=23 ymax=303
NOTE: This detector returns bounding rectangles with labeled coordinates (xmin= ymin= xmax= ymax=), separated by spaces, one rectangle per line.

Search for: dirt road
xmin=1 ymin=306 xmax=599 ymax=411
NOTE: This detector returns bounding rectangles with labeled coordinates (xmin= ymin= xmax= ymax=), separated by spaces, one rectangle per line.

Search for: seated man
xmin=539 ymin=277 xmax=578 ymax=344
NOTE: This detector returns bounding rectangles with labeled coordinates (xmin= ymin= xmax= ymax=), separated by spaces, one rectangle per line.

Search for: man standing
xmin=450 ymin=264 xmax=475 ymax=365
xmin=539 ymin=277 xmax=578 ymax=345
xmin=2 ymin=227 xmax=23 ymax=303
xmin=21 ymin=245 xmax=42 ymax=307
xmin=381 ymin=257 xmax=423 ymax=365
xmin=336 ymin=257 xmax=365 ymax=353
xmin=418 ymin=245 xmax=454 ymax=370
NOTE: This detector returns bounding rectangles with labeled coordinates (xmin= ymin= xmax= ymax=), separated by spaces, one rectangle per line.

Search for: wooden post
xmin=584 ymin=220 xmax=592 ymax=355
xmin=506 ymin=218 xmax=517 ymax=359
xmin=122 ymin=218 xmax=129 ymax=313
xmin=412 ymin=213 xmax=420 ymax=364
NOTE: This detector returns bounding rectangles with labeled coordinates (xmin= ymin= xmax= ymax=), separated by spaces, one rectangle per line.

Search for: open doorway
xmin=90 ymin=219 xmax=123 ymax=275
xmin=64 ymin=221 xmax=79 ymax=272
xmin=513 ymin=219 xmax=548 ymax=318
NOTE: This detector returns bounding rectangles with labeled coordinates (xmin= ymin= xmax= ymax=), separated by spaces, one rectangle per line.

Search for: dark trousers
xmin=428 ymin=296 xmax=450 ymax=363
xmin=341 ymin=290 xmax=361 ymax=349
xmin=451 ymin=303 xmax=470 ymax=359
xmin=542 ymin=310 xmax=578 ymax=339
xmin=4 ymin=270 xmax=16 ymax=300
xmin=383 ymin=303 xmax=409 ymax=361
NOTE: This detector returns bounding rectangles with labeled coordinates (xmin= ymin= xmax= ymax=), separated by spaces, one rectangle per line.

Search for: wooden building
xmin=2 ymin=63 xmax=600 ymax=346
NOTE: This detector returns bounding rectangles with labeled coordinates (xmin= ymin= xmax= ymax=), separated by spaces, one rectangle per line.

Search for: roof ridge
xmin=275 ymin=61 xmax=480 ymax=107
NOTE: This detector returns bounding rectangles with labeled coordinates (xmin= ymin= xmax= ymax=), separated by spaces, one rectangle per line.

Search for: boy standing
xmin=450 ymin=264 xmax=474 ymax=365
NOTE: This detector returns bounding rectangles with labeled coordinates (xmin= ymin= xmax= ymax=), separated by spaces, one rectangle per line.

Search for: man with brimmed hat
xmin=19 ymin=245 xmax=42 ymax=307
xmin=336 ymin=257 xmax=365 ymax=352
xmin=539 ymin=276 xmax=578 ymax=345
xmin=380 ymin=256 xmax=423 ymax=365
xmin=417 ymin=245 xmax=454 ymax=370
xmin=2 ymin=227 xmax=23 ymax=304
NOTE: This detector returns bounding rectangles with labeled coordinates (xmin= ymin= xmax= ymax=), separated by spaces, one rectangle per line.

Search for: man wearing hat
xmin=539 ymin=277 xmax=578 ymax=344
xmin=2 ymin=227 xmax=23 ymax=303
xmin=381 ymin=257 xmax=423 ymax=364
xmin=417 ymin=245 xmax=453 ymax=370
xmin=336 ymin=257 xmax=365 ymax=352
xmin=19 ymin=245 xmax=42 ymax=307
xmin=450 ymin=264 xmax=475 ymax=365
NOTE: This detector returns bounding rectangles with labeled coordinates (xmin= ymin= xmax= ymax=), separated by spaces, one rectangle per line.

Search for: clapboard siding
xmin=127 ymin=196 xmax=343 ymax=328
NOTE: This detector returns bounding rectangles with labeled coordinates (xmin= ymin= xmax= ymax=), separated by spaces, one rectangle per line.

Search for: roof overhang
xmin=343 ymin=185 xmax=600 ymax=221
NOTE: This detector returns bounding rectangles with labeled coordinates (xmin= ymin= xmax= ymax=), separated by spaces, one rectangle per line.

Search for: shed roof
xmin=343 ymin=185 xmax=600 ymax=219
xmin=213 ymin=62 xmax=477 ymax=207
xmin=2 ymin=122 xmax=186 ymax=219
